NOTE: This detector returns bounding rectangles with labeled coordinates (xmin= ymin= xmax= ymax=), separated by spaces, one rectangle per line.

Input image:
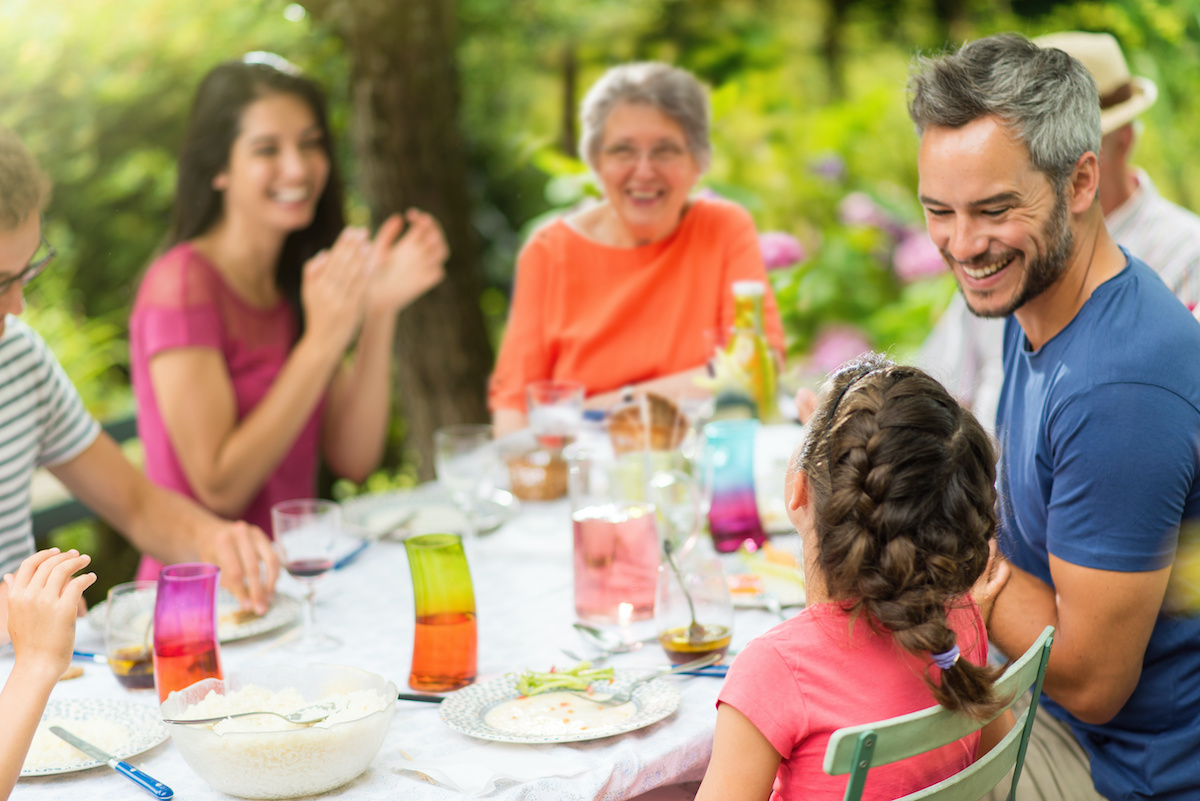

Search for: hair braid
xmin=799 ymin=353 xmax=1006 ymax=720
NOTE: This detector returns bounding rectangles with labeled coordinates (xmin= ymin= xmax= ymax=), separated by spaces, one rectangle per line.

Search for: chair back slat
xmin=824 ymin=625 xmax=1054 ymax=801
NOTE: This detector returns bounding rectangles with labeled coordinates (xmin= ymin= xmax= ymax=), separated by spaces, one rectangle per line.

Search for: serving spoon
xmin=163 ymin=700 xmax=338 ymax=728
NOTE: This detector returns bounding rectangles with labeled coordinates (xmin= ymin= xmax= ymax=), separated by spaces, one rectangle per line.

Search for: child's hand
xmin=3 ymin=549 xmax=96 ymax=677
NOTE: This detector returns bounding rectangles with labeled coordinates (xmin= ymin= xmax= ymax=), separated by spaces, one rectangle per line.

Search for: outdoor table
xmin=7 ymin=491 xmax=794 ymax=800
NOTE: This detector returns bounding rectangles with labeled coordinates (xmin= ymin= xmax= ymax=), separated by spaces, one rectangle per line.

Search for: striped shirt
xmin=0 ymin=317 xmax=100 ymax=577
xmin=917 ymin=171 xmax=1200 ymax=433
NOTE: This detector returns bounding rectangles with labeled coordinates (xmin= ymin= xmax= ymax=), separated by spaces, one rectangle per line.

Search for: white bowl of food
xmin=161 ymin=664 xmax=396 ymax=799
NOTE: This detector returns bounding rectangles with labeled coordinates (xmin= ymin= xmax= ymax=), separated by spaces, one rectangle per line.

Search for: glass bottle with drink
xmin=725 ymin=280 xmax=778 ymax=422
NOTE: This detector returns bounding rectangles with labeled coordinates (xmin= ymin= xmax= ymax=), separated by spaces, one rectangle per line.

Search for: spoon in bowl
xmin=163 ymin=701 xmax=338 ymax=728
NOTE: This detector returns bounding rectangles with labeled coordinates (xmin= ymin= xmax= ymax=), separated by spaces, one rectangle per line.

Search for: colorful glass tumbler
xmin=704 ymin=419 xmax=766 ymax=553
xmin=153 ymin=563 xmax=222 ymax=703
xmin=405 ymin=533 xmax=478 ymax=692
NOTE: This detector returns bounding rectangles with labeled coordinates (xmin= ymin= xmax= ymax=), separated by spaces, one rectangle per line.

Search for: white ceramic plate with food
xmin=87 ymin=590 xmax=301 ymax=643
xmin=440 ymin=670 xmax=681 ymax=744
xmin=20 ymin=698 xmax=168 ymax=777
xmin=341 ymin=484 xmax=519 ymax=540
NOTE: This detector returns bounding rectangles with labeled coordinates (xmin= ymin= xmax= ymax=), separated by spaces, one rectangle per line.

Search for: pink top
xmin=718 ymin=601 xmax=988 ymax=801
xmin=130 ymin=243 xmax=322 ymax=578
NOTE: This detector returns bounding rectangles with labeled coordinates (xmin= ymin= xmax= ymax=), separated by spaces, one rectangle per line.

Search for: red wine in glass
xmin=286 ymin=557 xmax=333 ymax=580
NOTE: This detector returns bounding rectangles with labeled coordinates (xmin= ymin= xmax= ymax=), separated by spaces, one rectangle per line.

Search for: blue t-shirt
xmin=996 ymin=252 xmax=1200 ymax=800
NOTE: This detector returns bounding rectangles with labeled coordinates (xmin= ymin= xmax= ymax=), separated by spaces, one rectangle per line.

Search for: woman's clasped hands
xmin=300 ymin=209 xmax=448 ymax=354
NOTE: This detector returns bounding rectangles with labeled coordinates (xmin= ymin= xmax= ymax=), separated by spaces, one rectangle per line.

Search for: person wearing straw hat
xmin=916 ymin=31 xmax=1200 ymax=434
xmin=911 ymin=33 xmax=1200 ymax=801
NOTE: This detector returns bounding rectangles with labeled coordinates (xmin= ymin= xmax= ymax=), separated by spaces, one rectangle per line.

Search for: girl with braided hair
xmin=698 ymin=353 xmax=1011 ymax=801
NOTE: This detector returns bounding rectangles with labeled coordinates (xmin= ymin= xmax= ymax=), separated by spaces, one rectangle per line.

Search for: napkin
xmin=397 ymin=742 xmax=591 ymax=796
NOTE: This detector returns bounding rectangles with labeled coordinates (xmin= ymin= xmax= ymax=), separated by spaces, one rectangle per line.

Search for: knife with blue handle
xmin=49 ymin=726 xmax=173 ymax=799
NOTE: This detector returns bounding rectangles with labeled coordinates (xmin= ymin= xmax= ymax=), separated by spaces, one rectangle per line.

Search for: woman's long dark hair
xmin=169 ymin=59 xmax=345 ymax=334
xmin=798 ymin=353 xmax=1006 ymax=720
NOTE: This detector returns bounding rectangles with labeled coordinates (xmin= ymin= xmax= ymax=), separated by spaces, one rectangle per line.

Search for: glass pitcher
xmin=566 ymin=443 xmax=697 ymax=625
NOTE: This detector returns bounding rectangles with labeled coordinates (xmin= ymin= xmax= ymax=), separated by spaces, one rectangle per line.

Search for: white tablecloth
xmin=8 ymin=495 xmax=792 ymax=800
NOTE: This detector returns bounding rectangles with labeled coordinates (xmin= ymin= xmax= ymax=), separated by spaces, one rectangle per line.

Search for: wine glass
xmin=272 ymin=498 xmax=342 ymax=652
xmin=434 ymin=424 xmax=496 ymax=540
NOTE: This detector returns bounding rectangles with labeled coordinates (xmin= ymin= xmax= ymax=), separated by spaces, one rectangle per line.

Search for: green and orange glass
xmin=404 ymin=533 xmax=477 ymax=692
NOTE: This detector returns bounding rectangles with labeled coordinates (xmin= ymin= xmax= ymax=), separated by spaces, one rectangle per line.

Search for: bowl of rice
xmin=161 ymin=663 xmax=396 ymax=799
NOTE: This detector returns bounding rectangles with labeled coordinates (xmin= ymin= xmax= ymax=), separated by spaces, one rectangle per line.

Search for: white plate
xmin=20 ymin=698 xmax=168 ymax=777
xmin=440 ymin=670 xmax=681 ymax=744
xmin=341 ymin=484 xmax=519 ymax=539
xmin=87 ymin=590 xmax=301 ymax=643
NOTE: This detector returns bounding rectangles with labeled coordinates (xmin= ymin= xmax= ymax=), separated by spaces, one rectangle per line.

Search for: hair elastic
xmin=931 ymin=643 xmax=961 ymax=670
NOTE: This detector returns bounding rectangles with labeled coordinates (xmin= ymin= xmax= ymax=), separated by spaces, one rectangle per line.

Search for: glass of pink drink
xmin=572 ymin=502 xmax=659 ymax=623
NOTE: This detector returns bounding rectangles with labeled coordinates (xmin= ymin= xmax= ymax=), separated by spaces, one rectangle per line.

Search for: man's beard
xmin=956 ymin=187 xmax=1074 ymax=319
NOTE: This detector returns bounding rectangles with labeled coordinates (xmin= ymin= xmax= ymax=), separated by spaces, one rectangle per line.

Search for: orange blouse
xmin=489 ymin=197 xmax=786 ymax=412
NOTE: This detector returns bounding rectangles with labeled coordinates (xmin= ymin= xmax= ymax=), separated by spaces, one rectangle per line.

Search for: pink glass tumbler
xmin=704 ymin=419 xmax=766 ymax=553
xmin=153 ymin=563 xmax=223 ymax=703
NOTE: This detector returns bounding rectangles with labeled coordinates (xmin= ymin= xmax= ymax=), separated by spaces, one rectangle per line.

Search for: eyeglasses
xmin=600 ymin=141 xmax=688 ymax=166
xmin=0 ymin=234 xmax=55 ymax=296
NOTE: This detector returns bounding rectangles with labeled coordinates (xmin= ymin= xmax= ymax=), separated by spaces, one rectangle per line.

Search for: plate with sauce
xmin=440 ymin=670 xmax=681 ymax=744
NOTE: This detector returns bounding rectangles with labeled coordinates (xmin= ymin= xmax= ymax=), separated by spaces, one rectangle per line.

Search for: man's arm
xmin=47 ymin=433 xmax=280 ymax=613
xmin=987 ymin=555 xmax=1169 ymax=725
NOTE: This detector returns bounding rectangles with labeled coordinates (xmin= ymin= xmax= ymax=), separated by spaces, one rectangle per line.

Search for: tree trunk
xmin=305 ymin=0 xmax=493 ymax=480
xmin=821 ymin=0 xmax=851 ymax=102
xmin=560 ymin=44 xmax=578 ymax=157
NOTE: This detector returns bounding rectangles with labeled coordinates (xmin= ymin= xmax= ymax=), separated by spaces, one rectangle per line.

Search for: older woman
xmin=489 ymin=62 xmax=785 ymax=436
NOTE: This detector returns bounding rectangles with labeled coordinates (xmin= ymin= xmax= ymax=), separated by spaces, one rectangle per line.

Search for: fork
xmin=568 ymin=652 xmax=723 ymax=707
xmin=162 ymin=700 xmax=338 ymax=727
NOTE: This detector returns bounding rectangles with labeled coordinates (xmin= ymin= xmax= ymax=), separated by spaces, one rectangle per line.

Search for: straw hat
xmin=1034 ymin=31 xmax=1157 ymax=135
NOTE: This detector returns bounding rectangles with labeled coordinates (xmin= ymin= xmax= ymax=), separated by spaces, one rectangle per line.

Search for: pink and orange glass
xmin=153 ymin=563 xmax=222 ymax=703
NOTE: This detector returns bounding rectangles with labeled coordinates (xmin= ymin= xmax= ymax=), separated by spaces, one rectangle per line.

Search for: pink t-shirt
xmin=718 ymin=601 xmax=988 ymax=801
xmin=129 ymin=244 xmax=323 ymax=579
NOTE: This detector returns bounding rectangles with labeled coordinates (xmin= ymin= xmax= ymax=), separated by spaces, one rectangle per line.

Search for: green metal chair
xmin=823 ymin=625 xmax=1055 ymax=801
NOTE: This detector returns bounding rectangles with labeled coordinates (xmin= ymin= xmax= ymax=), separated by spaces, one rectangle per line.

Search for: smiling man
xmin=0 ymin=125 xmax=280 ymax=635
xmin=910 ymin=34 xmax=1200 ymax=800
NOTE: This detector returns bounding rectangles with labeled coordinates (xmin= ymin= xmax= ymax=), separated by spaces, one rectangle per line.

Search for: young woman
xmin=698 ymin=354 xmax=1011 ymax=800
xmin=130 ymin=58 xmax=447 ymax=579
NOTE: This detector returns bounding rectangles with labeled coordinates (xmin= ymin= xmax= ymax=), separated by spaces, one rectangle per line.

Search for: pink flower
xmin=838 ymin=192 xmax=889 ymax=228
xmin=759 ymin=231 xmax=805 ymax=270
xmin=893 ymin=229 xmax=947 ymax=282
xmin=810 ymin=326 xmax=873 ymax=374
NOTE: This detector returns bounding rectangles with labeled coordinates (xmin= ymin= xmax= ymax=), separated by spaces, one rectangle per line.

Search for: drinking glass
xmin=655 ymin=542 xmax=734 ymax=664
xmin=154 ymin=563 xmax=222 ymax=702
xmin=106 ymin=580 xmax=156 ymax=691
xmin=405 ymin=533 xmax=477 ymax=691
xmin=526 ymin=379 xmax=585 ymax=451
xmin=272 ymin=498 xmax=342 ymax=652
xmin=434 ymin=424 xmax=496 ymax=539
xmin=704 ymin=419 xmax=767 ymax=553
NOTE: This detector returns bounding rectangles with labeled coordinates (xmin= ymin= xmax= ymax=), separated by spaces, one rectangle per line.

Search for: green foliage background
xmin=5 ymin=0 xmax=1200 ymax=562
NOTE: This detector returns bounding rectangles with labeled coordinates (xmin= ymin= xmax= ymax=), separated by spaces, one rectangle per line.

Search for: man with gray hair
xmin=0 ymin=125 xmax=279 ymax=639
xmin=918 ymin=31 xmax=1200 ymax=433
xmin=910 ymin=33 xmax=1200 ymax=800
